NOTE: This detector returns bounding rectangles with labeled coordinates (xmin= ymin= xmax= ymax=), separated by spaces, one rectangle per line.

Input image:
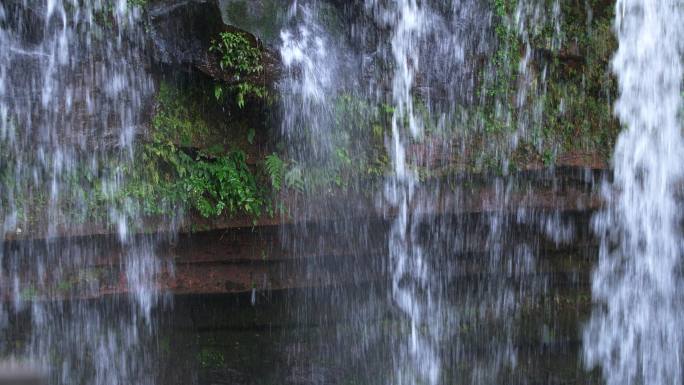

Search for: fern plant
xmin=126 ymin=83 xmax=266 ymax=219
xmin=264 ymin=153 xmax=284 ymax=191
xmin=284 ymin=166 xmax=305 ymax=193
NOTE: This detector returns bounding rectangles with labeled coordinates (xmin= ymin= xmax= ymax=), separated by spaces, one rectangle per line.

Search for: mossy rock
xmin=218 ymin=0 xmax=288 ymax=48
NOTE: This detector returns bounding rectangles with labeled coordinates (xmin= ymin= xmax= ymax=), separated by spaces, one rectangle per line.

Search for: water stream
xmin=0 ymin=1 xmax=167 ymax=384
xmin=583 ymin=1 xmax=684 ymax=384
xmin=278 ymin=1 xmax=572 ymax=384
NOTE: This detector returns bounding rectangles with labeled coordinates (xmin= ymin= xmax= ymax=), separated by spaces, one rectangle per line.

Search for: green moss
xmin=0 ymin=2 xmax=622 ymax=231
xmin=20 ymin=286 xmax=38 ymax=301
xmin=481 ymin=0 xmax=619 ymax=168
xmin=126 ymin=0 xmax=147 ymax=8
xmin=274 ymin=93 xmax=392 ymax=195
xmin=0 ymin=81 xmax=272 ymax=230
xmin=197 ymin=347 xmax=225 ymax=369
xmin=482 ymin=0 xmax=519 ymax=134
xmin=125 ymin=82 xmax=267 ymax=219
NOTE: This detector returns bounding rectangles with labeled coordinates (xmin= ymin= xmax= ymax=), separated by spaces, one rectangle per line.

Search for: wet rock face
xmin=1 ymin=2 xmax=152 ymax=150
xmin=1 ymin=3 xmax=46 ymax=46
xmin=218 ymin=0 xmax=349 ymax=49
xmin=147 ymin=0 xmax=225 ymax=66
xmin=147 ymin=0 xmax=281 ymax=85
xmin=0 ymin=363 xmax=45 ymax=385
xmin=217 ymin=0 xmax=290 ymax=48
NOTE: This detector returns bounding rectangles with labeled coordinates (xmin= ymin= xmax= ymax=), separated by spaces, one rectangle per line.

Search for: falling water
xmin=274 ymin=0 xmax=580 ymax=383
xmin=364 ymin=1 xmax=564 ymax=383
xmin=583 ymin=1 xmax=684 ymax=385
xmin=0 ymin=1 xmax=165 ymax=384
xmin=511 ymin=0 xmax=561 ymax=152
xmin=364 ymin=1 xmax=443 ymax=384
xmin=0 ymin=0 xmax=627 ymax=383
xmin=280 ymin=1 xmax=337 ymax=159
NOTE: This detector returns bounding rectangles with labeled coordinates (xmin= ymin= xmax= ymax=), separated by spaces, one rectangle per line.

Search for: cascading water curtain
xmin=361 ymin=1 xmax=564 ymax=383
xmin=362 ymin=1 xmax=443 ymax=383
xmin=0 ymin=1 xmax=166 ymax=384
xmin=279 ymin=0 xmax=339 ymax=160
xmin=583 ymin=1 xmax=684 ymax=385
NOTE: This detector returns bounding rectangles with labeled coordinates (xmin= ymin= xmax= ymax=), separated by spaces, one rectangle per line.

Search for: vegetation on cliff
xmin=209 ymin=31 xmax=267 ymax=108
xmin=0 ymin=0 xmax=623 ymax=233
xmin=480 ymin=0 xmax=619 ymax=169
xmin=127 ymin=83 xmax=266 ymax=219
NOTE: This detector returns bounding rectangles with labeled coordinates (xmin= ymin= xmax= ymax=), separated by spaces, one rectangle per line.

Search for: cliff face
xmin=140 ymin=0 xmax=614 ymax=306
xmin=5 ymin=167 xmax=603 ymax=300
xmin=141 ymin=0 xmax=616 ymax=225
xmin=0 ymin=0 xmax=611 ymax=239
xmin=3 ymin=0 xmax=617 ymax=297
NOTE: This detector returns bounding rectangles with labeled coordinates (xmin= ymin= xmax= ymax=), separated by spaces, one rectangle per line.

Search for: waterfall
xmin=583 ymin=1 xmax=684 ymax=384
xmin=0 ymin=1 xmax=166 ymax=384
xmin=366 ymin=1 xmax=561 ymax=383
xmin=0 ymin=0 xmax=630 ymax=383
xmin=364 ymin=1 xmax=443 ymax=384
xmin=279 ymin=1 xmax=338 ymax=159
xmin=273 ymin=0 xmax=574 ymax=383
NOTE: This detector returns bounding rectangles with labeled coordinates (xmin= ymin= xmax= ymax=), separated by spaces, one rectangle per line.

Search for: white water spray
xmin=0 ymin=1 xmax=164 ymax=384
xmin=364 ymin=0 xmax=441 ymax=383
xmin=583 ymin=1 xmax=684 ymax=384
xmin=279 ymin=0 xmax=343 ymax=160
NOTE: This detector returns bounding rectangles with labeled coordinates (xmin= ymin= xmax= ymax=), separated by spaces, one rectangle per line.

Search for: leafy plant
xmin=210 ymin=32 xmax=262 ymax=74
xmin=197 ymin=348 xmax=225 ymax=369
xmin=182 ymin=150 xmax=263 ymax=218
xmin=125 ymin=82 xmax=267 ymax=219
xmin=264 ymin=153 xmax=285 ymax=191
xmin=20 ymin=286 xmax=38 ymax=301
xmin=209 ymin=32 xmax=266 ymax=108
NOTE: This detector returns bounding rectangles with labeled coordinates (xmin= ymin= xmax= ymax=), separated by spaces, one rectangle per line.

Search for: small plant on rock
xmin=209 ymin=32 xmax=266 ymax=108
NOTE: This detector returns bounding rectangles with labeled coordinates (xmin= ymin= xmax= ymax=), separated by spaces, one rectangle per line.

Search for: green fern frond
xmin=284 ymin=166 xmax=305 ymax=193
xmin=264 ymin=153 xmax=284 ymax=190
